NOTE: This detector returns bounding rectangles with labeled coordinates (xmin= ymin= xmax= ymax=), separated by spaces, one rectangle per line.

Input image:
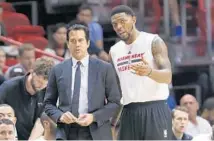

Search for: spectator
xmin=180 ymin=94 xmax=212 ymax=137
xmin=0 ymin=104 xmax=17 ymax=139
xmin=45 ymin=23 xmax=70 ymax=63
xmin=201 ymin=97 xmax=214 ymax=126
xmin=0 ymin=57 xmax=54 ymax=140
xmin=0 ymin=104 xmax=16 ymax=123
xmin=77 ymin=4 xmax=104 ymax=49
xmin=0 ymin=119 xmax=16 ymax=140
xmin=35 ymin=112 xmax=56 ymax=141
xmin=5 ymin=44 xmax=35 ymax=79
xmin=68 ymin=5 xmax=109 ymax=62
xmin=172 ymin=106 xmax=192 ymax=140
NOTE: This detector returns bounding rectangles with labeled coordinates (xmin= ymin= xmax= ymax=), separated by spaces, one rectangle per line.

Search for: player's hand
xmin=130 ymin=58 xmax=152 ymax=76
xmin=59 ymin=112 xmax=77 ymax=124
xmin=76 ymin=114 xmax=94 ymax=126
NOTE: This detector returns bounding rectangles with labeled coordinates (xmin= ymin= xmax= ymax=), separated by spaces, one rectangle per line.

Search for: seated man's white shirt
xmin=15 ymin=127 xmax=17 ymax=139
xmin=185 ymin=116 xmax=212 ymax=137
xmin=35 ymin=136 xmax=46 ymax=141
xmin=192 ymin=134 xmax=211 ymax=141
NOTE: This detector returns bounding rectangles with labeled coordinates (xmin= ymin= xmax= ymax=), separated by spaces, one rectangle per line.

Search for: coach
xmin=44 ymin=24 xmax=121 ymax=140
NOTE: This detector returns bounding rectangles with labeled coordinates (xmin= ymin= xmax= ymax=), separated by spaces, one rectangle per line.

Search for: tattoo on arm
xmin=151 ymin=36 xmax=171 ymax=70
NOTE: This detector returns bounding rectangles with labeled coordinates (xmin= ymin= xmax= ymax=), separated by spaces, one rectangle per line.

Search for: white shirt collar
xmin=72 ymin=55 xmax=89 ymax=67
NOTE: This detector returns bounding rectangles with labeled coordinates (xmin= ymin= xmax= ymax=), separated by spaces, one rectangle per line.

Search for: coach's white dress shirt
xmin=71 ymin=55 xmax=89 ymax=114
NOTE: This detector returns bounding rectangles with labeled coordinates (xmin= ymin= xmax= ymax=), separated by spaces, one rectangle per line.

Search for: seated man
xmin=0 ymin=119 xmax=16 ymax=140
xmin=180 ymin=94 xmax=212 ymax=137
xmin=5 ymin=43 xmax=35 ymax=79
xmin=0 ymin=104 xmax=17 ymax=139
xmin=0 ymin=57 xmax=55 ymax=140
xmin=172 ymin=106 xmax=192 ymax=140
xmin=35 ymin=112 xmax=56 ymax=141
xmin=0 ymin=104 xmax=16 ymax=123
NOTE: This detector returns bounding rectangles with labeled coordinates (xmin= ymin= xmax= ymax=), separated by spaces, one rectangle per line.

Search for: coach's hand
xmin=130 ymin=58 xmax=152 ymax=76
xmin=59 ymin=112 xmax=77 ymax=124
xmin=76 ymin=114 xmax=94 ymax=126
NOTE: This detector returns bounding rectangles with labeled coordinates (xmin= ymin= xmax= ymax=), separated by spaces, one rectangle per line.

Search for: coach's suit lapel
xmin=64 ymin=58 xmax=73 ymax=104
xmin=88 ymin=57 xmax=97 ymax=111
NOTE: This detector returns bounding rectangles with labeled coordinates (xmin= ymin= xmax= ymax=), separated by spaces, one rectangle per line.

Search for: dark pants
xmin=63 ymin=123 xmax=93 ymax=140
xmin=118 ymin=100 xmax=173 ymax=140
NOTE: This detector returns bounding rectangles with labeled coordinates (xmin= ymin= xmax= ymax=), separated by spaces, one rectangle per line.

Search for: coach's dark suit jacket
xmin=44 ymin=57 xmax=121 ymax=140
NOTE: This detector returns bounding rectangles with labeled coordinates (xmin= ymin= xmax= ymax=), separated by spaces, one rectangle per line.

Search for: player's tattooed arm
xmin=149 ymin=36 xmax=172 ymax=84
xmin=152 ymin=36 xmax=171 ymax=70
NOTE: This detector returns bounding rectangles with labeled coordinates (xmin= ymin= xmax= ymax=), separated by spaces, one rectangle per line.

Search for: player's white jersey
xmin=110 ymin=32 xmax=169 ymax=105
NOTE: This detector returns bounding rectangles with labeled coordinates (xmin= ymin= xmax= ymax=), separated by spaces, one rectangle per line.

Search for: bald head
xmin=180 ymin=94 xmax=197 ymax=105
xmin=180 ymin=94 xmax=199 ymax=118
xmin=0 ymin=104 xmax=14 ymax=111
xmin=0 ymin=104 xmax=16 ymax=124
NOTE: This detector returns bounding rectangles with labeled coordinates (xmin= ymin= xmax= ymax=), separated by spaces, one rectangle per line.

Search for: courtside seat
xmin=0 ymin=2 xmax=15 ymax=12
xmin=2 ymin=12 xmax=30 ymax=37
xmin=12 ymin=25 xmax=45 ymax=40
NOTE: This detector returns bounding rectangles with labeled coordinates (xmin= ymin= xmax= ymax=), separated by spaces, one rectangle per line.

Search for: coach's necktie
xmin=72 ymin=61 xmax=81 ymax=117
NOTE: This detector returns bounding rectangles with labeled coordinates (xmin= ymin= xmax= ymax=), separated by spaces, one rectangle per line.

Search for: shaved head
xmin=0 ymin=104 xmax=15 ymax=114
xmin=0 ymin=104 xmax=16 ymax=124
xmin=180 ymin=94 xmax=199 ymax=119
xmin=180 ymin=94 xmax=197 ymax=104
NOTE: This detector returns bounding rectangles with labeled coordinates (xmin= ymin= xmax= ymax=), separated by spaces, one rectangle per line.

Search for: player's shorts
xmin=118 ymin=100 xmax=173 ymax=140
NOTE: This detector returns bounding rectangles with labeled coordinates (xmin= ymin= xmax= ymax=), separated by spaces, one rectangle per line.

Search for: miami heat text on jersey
xmin=117 ymin=53 xmax=144 ymax=72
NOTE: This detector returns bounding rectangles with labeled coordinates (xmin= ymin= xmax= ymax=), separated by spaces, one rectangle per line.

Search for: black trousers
xmin=64 ymin=124 xmax=93 ymax=140
xmin=118 ymin=100 xmax=173 ymax=140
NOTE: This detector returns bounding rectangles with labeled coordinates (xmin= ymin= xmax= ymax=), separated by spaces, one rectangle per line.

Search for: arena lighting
xmin=0 ymin=35 xmax=64 ymax=61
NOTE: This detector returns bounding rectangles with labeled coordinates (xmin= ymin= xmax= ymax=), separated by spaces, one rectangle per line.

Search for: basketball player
xmin=109 ymin=5 xmax=172 ymax=140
